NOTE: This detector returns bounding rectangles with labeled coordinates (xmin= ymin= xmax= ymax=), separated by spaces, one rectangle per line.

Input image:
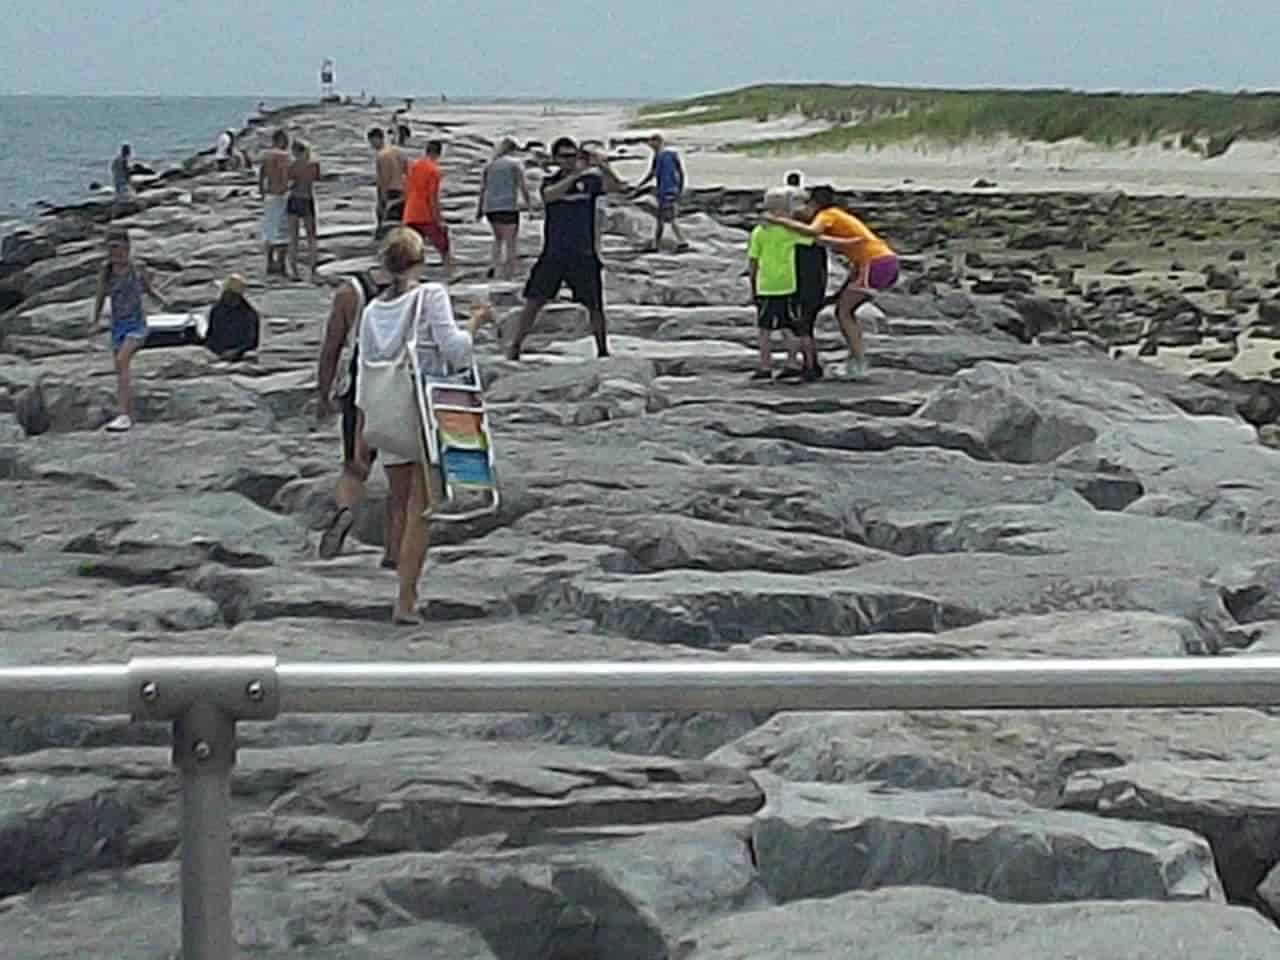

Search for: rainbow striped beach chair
xmin=411 ymin=358 xmax=500 ymax=523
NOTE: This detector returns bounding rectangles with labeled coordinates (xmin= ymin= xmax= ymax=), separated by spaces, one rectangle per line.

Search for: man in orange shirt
xmin=402 ymin=140 xmax=452 ymax=276
xmin=768 ymin=184 xmax=898 ymax=380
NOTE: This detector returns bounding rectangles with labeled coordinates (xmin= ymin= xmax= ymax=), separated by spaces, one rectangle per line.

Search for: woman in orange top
xmin=769 ymin=184 xmax=898 ymax=380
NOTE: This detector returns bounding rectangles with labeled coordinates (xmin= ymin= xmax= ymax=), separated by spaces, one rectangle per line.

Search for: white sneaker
xmin=844 ymin=357 xmax=866 ymax=381
xmin=105 ymin=414 xmax=133 ymax=433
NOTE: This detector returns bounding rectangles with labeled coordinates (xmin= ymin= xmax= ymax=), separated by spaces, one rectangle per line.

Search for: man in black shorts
xmin=315 ymin=271 xmax=400 ymax=566
xmin=507 ymin=136 xmax=631 ymax=361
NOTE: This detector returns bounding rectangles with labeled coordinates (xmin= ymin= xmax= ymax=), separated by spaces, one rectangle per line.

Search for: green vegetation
xmin=638 ymin=84 xmax=1280 ymax=155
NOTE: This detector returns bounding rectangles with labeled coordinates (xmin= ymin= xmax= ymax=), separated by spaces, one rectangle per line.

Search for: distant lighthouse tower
xmin=320 ymin=59 xmax=335 ymax=101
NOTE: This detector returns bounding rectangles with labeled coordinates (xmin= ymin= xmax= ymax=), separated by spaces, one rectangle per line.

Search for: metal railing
xmin=3 ymin=655 xmax=1279 ymax=959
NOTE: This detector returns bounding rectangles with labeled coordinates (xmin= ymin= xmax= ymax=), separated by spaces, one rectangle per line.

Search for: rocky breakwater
xmin=4 ymin=101 xmax=1280 ymax=957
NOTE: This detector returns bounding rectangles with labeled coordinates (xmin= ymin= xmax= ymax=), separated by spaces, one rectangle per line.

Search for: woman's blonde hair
xmin=494 ymin=136 xmax=518 ymax=159
xmin=291 ymin=139 xmax=312 ymax=162
xmin=380 ymin=226 xmax=426 ymax=277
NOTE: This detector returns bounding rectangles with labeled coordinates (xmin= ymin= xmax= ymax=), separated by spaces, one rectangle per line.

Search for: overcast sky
xmin=0 ymin=0 xmax=1274 ymax=98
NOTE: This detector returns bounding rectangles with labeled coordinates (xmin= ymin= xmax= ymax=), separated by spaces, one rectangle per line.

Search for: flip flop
xmin=318 ymin=507 xmax=354 ymax=560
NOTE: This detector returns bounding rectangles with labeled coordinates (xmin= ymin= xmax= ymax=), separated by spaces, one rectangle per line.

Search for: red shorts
xmin=408 ymin=221 xmax=450 ymax=257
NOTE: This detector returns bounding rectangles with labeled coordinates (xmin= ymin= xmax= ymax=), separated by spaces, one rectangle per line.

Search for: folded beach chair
xmin=410 ymin=354 xmax=500 ymax=523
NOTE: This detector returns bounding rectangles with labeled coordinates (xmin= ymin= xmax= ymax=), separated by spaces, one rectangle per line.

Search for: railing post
xmin=174 ymin=701 xmax=236 ymax=960
xmin=129 ymin=658 xmax=280 ymax=960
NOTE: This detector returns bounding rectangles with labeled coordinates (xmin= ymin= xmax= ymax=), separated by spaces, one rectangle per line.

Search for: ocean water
xmin=0 ymin=96 xmax=293 ymax=220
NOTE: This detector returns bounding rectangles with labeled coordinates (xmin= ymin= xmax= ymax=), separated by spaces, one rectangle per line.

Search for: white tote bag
xmin=355 ymin=286 xmax=429 ymax=463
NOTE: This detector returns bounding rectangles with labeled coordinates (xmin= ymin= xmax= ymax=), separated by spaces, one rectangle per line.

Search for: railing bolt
xmin=245 ymin=679 xmax=265 ymax=702
xmin=192 ymin=740 xmax=213 ymax=762
xmin=140 ymin=681 xmax=159 ymax=702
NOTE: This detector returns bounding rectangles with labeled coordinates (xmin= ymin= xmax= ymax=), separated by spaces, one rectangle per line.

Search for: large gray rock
xmin=709 ymin=708 xmax=1280 ymax=806
xmin=2 ymin=821 xmax=765 ymax=960
xmin=0 ymin=773 xmax=130 ymax=897
xmin=2 ymin=738 xmax=763 ymax=870
xmin=681 ymin=887 xmax=1280 ymax=960
xmin=735 ymin=610 xmax=1207 ymax=660
xmin=554 ymin=569 xmax=984 ymax=648
xmin=752 ymin=778 xmax=1222 ymax=905
xmin=1062 ymin=759 xmax=1280 ymax=909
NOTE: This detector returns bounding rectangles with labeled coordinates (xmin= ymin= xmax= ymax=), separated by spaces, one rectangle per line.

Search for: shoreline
xmin=6 ymin=96 xmax=1280 ymax=399
xmin=3 ymin=98 xmax=319 ymax=225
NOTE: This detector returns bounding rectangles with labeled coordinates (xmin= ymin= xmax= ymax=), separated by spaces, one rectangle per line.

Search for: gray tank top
xmin=480 ymin=155 xmax=522 ymax=214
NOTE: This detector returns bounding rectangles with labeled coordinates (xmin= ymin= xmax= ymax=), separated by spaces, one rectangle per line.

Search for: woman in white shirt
xmin=358 ymin=227 xmax=491 ymax=624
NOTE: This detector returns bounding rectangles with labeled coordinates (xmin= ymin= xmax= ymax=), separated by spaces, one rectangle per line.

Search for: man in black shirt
xmin=507 ymin=136 xmax=630 ymax=361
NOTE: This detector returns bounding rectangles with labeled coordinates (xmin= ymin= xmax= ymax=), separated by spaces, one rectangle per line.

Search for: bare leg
xmin=669 ymin=216 xmax=688 ymax=247
xmin=335 ymin=467 xmax=366 ymax=511
xmin=305 ymin=214 xmax=319 ymax=280
xmin=836 ymin=285 xmax=868 ymax=362
xmin=508 ymin=298 xmax=546 ymax=361
xmin=488 ymin=223 xmax=501 ymax=276
xmin=115 ymin=338 xmax=142 ymax=417
xmin=394 ymin=463 xmax=432 ymax=621
xmin=757 ymin=329 xmax=772 ymax=371
xmin=500 ymin=223 xmax=519 ymax=279
xmin=588 ymin=307 xmax=610 ymax=358
xmin=781 ymin=330 xmax=803 ymax=370
xmin=652 ymin=216 xmax=665 ymax=251
xmin=287 ymin=216 xmax=301 ymax=279
xmin=802 ymin=336 xmax=818 ymax=371
xmin=385 ymin=462 xmax=412 ymax=570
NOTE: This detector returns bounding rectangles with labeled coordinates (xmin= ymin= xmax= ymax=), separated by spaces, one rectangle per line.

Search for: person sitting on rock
xmin=766 ymin=184 xmax=898 ymax=381
xmin=90 ymin=228 xmax=170 ymax=433
xmin=748 ymin=188 xmax=813 ymax=381
xmin=316 ymin=264 xmax=396 ymax=566
xmin=355 ymin=227 xmax=493 ymax=624
xmin=204 ymin=274 xmax=260 ymax=362
xmin=631 ymin=133 xmax=690 ymax=253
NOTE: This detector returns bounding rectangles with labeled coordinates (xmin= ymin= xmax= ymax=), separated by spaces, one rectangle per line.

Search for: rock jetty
xmin=4 ymin=100 xmax=1280 ymax=958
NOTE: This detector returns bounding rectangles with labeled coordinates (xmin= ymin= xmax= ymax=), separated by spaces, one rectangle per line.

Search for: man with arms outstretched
xmin=507 ymin=137 xmax=630 ymax=361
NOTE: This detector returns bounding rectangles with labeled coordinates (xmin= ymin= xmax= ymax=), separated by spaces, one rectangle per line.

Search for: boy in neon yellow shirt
xmin=747 ymin=188 xmax=814 ymax=381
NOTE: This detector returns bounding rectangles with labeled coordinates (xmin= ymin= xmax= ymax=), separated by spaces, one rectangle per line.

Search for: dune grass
xmin=638 ymin=84 xmax=1280 ymax=156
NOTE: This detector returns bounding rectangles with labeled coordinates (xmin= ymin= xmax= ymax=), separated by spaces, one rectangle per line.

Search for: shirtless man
xmin=258 ymin=130 xmax=292 ymax=275
xmin=368 ymin=127 xmax=408 ymax=237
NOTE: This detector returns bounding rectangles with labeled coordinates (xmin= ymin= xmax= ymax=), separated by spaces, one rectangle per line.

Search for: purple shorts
xmin=866 ymin=255 xmax=899 ymax=290
xmin=838 ymin=255 xmax=899 ymax=297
